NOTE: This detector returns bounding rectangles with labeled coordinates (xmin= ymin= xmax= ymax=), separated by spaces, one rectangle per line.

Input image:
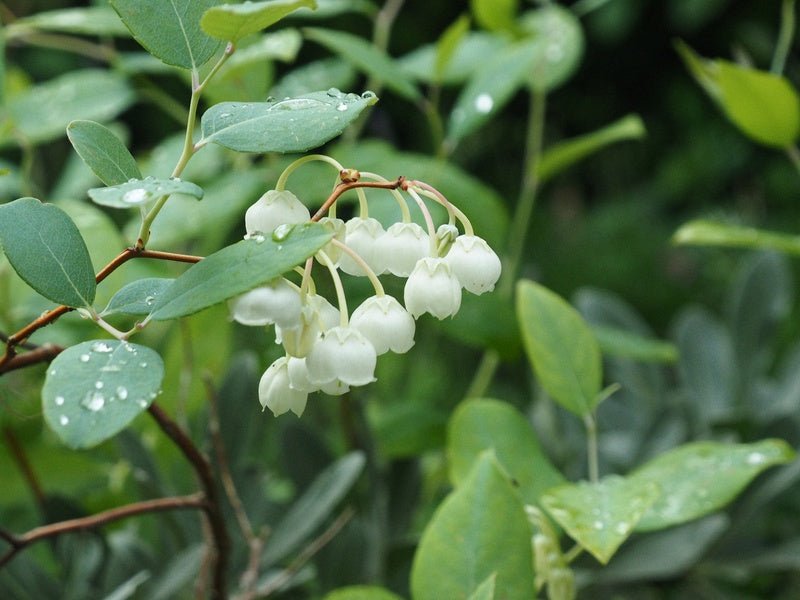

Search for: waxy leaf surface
xmin=67 ymin=120 xmax=141 ymax=186
xmin=88 ymin=176 xmax=203 ymax=209
xmin=101 ymin=278 xmax=176 ymax=316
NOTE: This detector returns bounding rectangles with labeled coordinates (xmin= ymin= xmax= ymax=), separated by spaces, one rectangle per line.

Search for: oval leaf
xmin=150 ymin=222 xmax=332 ymax=321
xmin=411 ymin=451 xmax=535 ymax=600
xmin=631 ymin=439 xmax=795 ymax=531
xmin=541 ymin=475 xmax=660 ymax=564
xmin=0 ymin=198 xmax=96 ymax=307
xmin=67 ymin=120 xmax=141 ymax=186
xmin=672 ymin=220 xmax=800 ymax=255
xmin=471 ymin=0 xmax=517 ymax=32
xmin=110 ymin=0 xmax=221 ymax=69
xmin=42 ymin=340 xmax=165 ymax=449
xmin=200 ymin=90 xmax=378 ymax=153
xmin=201 ymin=0 xmax=317 ymax=42
xmin=303 ymin=27 xmax=420 ymax=100
xmin=88 ymin=176 xmax=203 ymax=209
xmin=519 ymin=5 xmax=584 ymax=92
xmin=448 ymin=398 xmax=564 ymax=505
xmin=101 ymin=278 xmax=175 ymax=316
xmin=435 ymin=15 xmax=471 ymax=83
xmin=516 ymin=280 xmax=602 ymax=416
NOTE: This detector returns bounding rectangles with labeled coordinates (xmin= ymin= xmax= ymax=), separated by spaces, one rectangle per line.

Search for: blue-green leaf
xmin=201 ymin=0 xmax=316 ymax=42
xmin=200 ymin=90 xmax=378 ymax=153
xmin=7 ymin=6 xmax=130 ymax=37
xmin=0 ymin=197 xmax=95 ymax=307
xmin=101 ymin=278 xmax=175 ymax=316
xmin=88 ymin=176 xmax=203 ymax=209
xmin=67 ymin=120 xmax=141 ymax=186
xmin=149 ymin=222 xmax=332 ymax=321
xmin=42 ymin=340 xmax=164 ymax=449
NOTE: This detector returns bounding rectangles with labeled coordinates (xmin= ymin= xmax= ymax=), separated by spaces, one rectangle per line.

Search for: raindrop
xmin=326 ymin=87 xmax=342 ymax=97
xmin=95 ymin=381 xmax=104 ymax=390
xmin=139 ymin=362 xmax=148 ymax=368
xmin=361 ymin=91 xmax=376 ymax=100
xmin=747 ymin=452 xmax=767 ymax=465
xmin=145 ymin=296 xmax=155 ymax=306
xmin=137 ymin=399 xmax=148 ymax=408
xmin=101 ymin=365 xmax=122 ymax=373
xmin=91 ymin=341 xmax=114 ymax=353
xmin=614 ymin=522 xmax=629 ymax=535
xmin=336 ymin=103 xmax=348 ymax=112
xmin=117 ymin=386 xmax=128 ymax=400
xmin=273 ymin=98 xmax=320 ymax=110
xmin=79 ymin=354 xmax=91 ymax=363
xmin=81 ymin=391 xmax=106 ymax=412
xmin=272 ymin=223 xmax=292 ymax=242
xmin=55 ymin=396 xmax=65 ymax=406
xmin=592 ymin=520 xmax=604 ymax=530
xmin=219 ymin=112 xmax=231 ymax=118
xmin=249 ymin=233 xmax=265 ymax=244
xmin=127 ymin=178 xmax=138 ymax=183
xmin=474 ymin=93 xmax=493 ymax=113
xmin=59 ymin=415 xmax=69 ymax=426
xmin=50 ymin=369 xmax=57 ymax=376
xmin=122 ymin=188 xmax=150 ymax=205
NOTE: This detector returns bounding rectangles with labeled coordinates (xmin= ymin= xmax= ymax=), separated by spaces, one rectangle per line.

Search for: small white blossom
xmin=306 ymin=326 xmax=377 ymax=389
xmin=350 ymin=295 xmax=415 ymax=354
xmin=276 ymin=294 xmax=340 ymax=357
xmin=338 ymin=217 xmax=386 ymax=276
xmin=404 ymin=257 xmax=462 ymax=319
xmin=259 ymin=357 xmax=308 ymax=417
xmin=245 ymin=189 xmax=309 ymax=236
xmin=375 ymin=222 xmax=430 ymax=276
xmin=229 ymin=278 xmax=301 ymax=329
xmin=316 ymin=216 xmax=346 ymax=265
xmin=444 ymin=235 xmax=502 ymax=294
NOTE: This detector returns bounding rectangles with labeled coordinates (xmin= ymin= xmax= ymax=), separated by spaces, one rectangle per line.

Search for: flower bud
xmin=444 ymin=235 xmax=502 ymax=294
xmin=259 ymin=357 xmax=308 ymax=417
xmin=375 ymin=222 xmax=430 ymax=276
xmin=245 ymin=189 xmax=309 ymax=236
xmin=350 ymin=295 xmax=415 ymax=354
xmin=229 ymin=278 xmax=301 ymax=328
xmin=435 ymin=223 xmax=459 ymax=255
xmin=404 ymin=257 xmax=462 ymax=319
xmin=306 ymin=326 xmax=377 ymax=389
xmin=338 ymin=217 xmax=386 ymax=276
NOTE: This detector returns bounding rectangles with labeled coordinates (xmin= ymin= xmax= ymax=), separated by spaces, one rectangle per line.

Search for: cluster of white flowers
xmin=231 ymin=159 xmax=501 ymax=417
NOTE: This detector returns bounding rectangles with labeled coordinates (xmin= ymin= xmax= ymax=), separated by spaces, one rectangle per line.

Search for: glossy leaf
xmin=471 ymin=0 xmax=517 ymax=32
xmin=435 ymin=15 xmax=471 ymax=83
xmin=109 ymin=0 xmax=221 ymax=69
xmin=411 ymin=452 xmax=535 ymax=600
xmin=42 ymin=340 xmax=164 ymax=449
xmin=448 ymin=399 xmax=564 ymax=505
xmin=67 ymin=120 xmax=141 ymax=186
xmin=591 ymin=324 xmax=678 ymax=363
xmin=631 ymin=439 xmax=796 ymax=531
xmin=536 ymin=114 xmax=646 ymax=183
xmin=262 ymin=452 xmax=365 ymax=566
xmin=541 ymin=476 xmax=660 ymax=564
xmin=88 ymin=176 xmax=203 ymax=209
xmin=201 ymin=0 xmax=316 ymax=42
xmin=0 ymin=198 xmax=95 ymax=308
xmin=149 ymin=222 xmax=332 ymax=321
xmin=303 ymin=27 xmax=420 ymax=100
xmin=672 ymin=220 xmax=800 ymax=255
xmin=2 ymin=70 xmax=134 ymax=146
xmin=399 ymin=32 xmax=509 ymax=85
xmin=8 ymin=7 xmax=130 ymax=36
xmin=101 ymin=278 xmax=175 ymax=317
xmin=517 ymin=280 xmax=602 ymax=416
xmin=200 ymin=90 xmax=377 ymax=153
xmin=323 ymin=587 xmax=403 ymax=600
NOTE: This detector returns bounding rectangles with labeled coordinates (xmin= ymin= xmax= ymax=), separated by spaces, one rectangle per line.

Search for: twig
xmin=310 ymin=178 xmax=405 ymax=222
xmin=2 ymin=427 xmax=45 ymax=509
xmin=0 ymin=493 xmax=206 ymax=569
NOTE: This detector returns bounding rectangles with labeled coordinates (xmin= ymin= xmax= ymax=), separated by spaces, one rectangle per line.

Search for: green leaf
xmin=303 ymin=27 xmax=420 ymax=100
xmin=109 ymin=0 xmax=221 ymax=70
xmin=448 ymin=399 xmax=565 ymax=505
xmin=323 ymin=586 xmax=403 ymax=600
xmin=88 ymin=176 xmax=203 ymax=209
xmin=716 ymin=61 xmax=800 ymax=147
xmin=468 ymin=574 xmax=496 ymax=600
xmin=262 ymin=452 xmax=365 ymax=566
xmin=0 ymin=198 xmax=95 ymax=307
xmin=201 ymin=0 xmax=316 ymax=42
xmin=536 ymin=114 xmax=646 ymax=183
xmin=471 ymin=0 xmax=517 ymax=32
xmin=519 ymin=5 xmax=584 ymax=92
xmin=435 ymin=15 xmax=471 ymax=83
xmin=672 ymin=220 xmax=800 ymax=255
xmin=541 ymin=475 xmax=660 ymax=564
xmin=101 ymin=278 xmax=175 ymax=316
xmin=149 ymin=222 xmax=332 ymax=321
xmin=399 ymin=32 xmax=509 ymax=85
xmin=516 ymin=280 xmax=602 ymax=416
xmin=591 ymin=324 xmax=678 ymax=363
xmin=631 ymin=439 xmax=795 ymax=531
xmin=200 ymin=90 xmax=378 ymax=153
xmin=67 ymin=120 xmax=141 ymax=186
xmin=2 ymin=70 xmax=134 ymax=147
xmin=270 ymin=57 xmax=356 ymax=99
xmin=42 ymin=340 xmax=164 ymax=449
xmin=7 ymin=7 xmax=130 ymax=37
xmin=411 ymin=451 xmax=535 ymax=600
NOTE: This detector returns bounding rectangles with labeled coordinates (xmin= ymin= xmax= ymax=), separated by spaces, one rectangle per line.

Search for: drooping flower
xmin=245 ymin=189 xmax=309 ymax=236
xmin=305 ymin=326 xmax=377 ymax=390
xmin=229 ymin=278 xmax=302 ymax=329
xmin=444 ymin=235 xmax=502 ymax=294
xmin=338 ymin=217 xmax=386 ymax=276
xmin=375 ymin=222 xmax=430 ymax=276
xmin=404 ymin=257 xmax=462 ymax=319
xmin=259 ymin=357 xmax=308 ymax=417
xmin=276 ymin=294 xmax=340 ymax=357
xmin=350 ymin=295 xmax=415 ymax=354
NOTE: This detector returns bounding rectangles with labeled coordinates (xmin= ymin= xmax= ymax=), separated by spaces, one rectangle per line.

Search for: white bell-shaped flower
xmin=286 ymin=356 xmax=318 ymax=392
xmin=245 ymin=189 xmax=310 ymax=236
xmin=315 ymin=217 xmax=346 ymax=265
xmin=306 ymin=326 xmax=377 ymax=390
xmin=350 ymin=295 xmax=415 ymax=354
xmin=404 ymin=257 xmax=462 ymax=319
xmin=259 ymin=357 xmax=308 ymax=417
xmin=375 ymin=222 xmax=430 ymax=276
xmin=276 ymin=294 xmax=340 ymax=357
xmin=444 ymin=235 xmax=502 ymax=294
xmin=229 ymin=278 xmax=302 ymax=329
xmin=338 ymin=217 xmax=386 ymax=276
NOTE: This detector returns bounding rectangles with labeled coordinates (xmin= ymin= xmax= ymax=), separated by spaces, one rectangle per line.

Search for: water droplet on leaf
xmin=95 ymin=381 xmax=104 ymax=390
xmin=59 ymin=415 xmax=69 ymax=426
xmin=116 ymin=386 xmax=128 ymax=400
xmin=326 ymin=87 xmax=342 ymax=97
xmin=91 ymin=341 xmax=113 ymax=353
xmin=474 ymin=93 xmax=493 ymax=113
xmin=55 ymin=396 xmax=65 ymax=406
xmin=82 ymin=391 xmax=105 ymax=412
xmin=122 ymin=188 xmax=150 ymax=205
xmin=272 ymin=223 xmax=293 ymax=241
xmin=336 ymin=103 xmax=348 ymax=112
xmin=79 ymin=354 xmax=91 ymax=363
